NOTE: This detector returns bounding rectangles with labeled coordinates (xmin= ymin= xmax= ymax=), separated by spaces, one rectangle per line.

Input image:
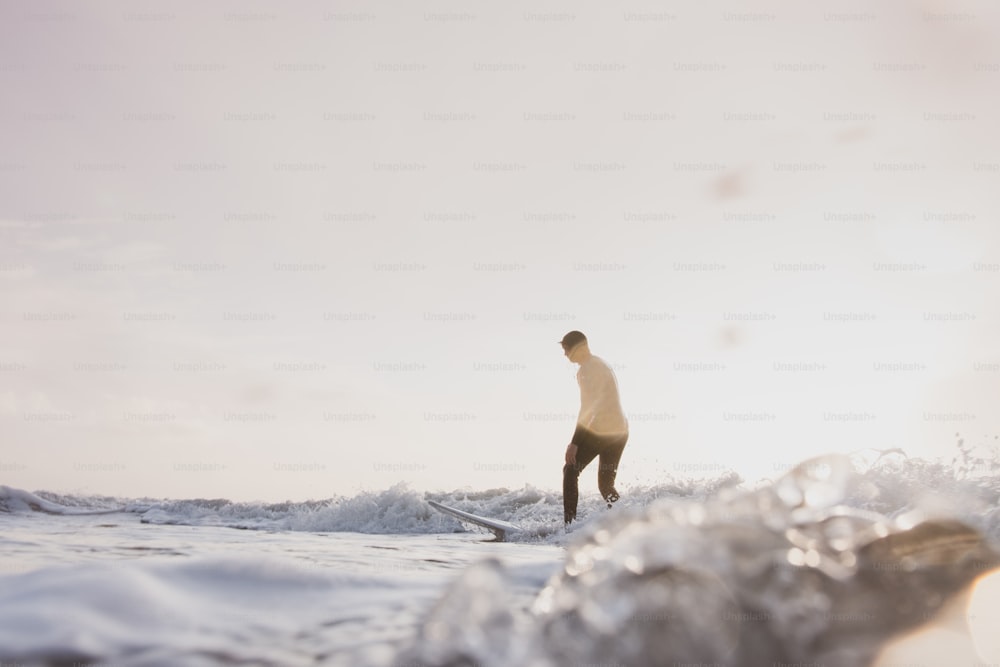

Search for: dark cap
xmin=559 ymin=330 xmax=587 ymax=350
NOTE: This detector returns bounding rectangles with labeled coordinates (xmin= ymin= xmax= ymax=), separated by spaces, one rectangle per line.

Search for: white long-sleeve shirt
xmin=575 ymin=355 xmax=628 ymax=438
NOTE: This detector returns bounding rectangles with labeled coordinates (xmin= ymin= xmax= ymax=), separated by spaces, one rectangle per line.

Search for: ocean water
xmin=3 ymin=445 xmax=1000 ymax=666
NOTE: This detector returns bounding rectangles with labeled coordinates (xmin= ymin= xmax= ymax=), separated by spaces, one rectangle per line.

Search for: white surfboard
xmin=427 ymin=499 xmax=522 ymax=542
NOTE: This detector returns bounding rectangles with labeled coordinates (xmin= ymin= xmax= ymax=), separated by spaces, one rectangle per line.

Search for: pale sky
xmin=1 ymin=0 xmax=998 ymax=501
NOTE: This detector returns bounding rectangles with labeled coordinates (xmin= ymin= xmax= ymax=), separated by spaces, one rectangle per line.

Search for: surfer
xmin=560 ymin=331 xmax=629 ymax=524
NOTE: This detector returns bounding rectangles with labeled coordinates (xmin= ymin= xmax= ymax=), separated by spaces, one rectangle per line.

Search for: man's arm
xmin=565 ymin=368 xmax=586 ymax=464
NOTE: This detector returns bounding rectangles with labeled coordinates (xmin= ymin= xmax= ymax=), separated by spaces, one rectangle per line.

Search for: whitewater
xmin=3 ymin=445 xmax=1000 ymax=666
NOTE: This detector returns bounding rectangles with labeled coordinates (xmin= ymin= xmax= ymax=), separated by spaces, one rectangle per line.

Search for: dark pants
xmin=563 ymin=431 xmax=628 ymax=524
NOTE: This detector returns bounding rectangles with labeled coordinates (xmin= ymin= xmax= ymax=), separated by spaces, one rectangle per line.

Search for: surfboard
xmin=427 ymin=499 xmax=522 ymax=542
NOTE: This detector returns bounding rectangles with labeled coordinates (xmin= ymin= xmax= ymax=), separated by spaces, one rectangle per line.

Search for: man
xmin=560 ymin=330 xmax=629 ymax=525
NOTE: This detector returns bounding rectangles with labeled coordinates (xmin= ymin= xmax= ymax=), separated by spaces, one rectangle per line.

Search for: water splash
xmin=402 ymin=453 xmax=1000 ymax=666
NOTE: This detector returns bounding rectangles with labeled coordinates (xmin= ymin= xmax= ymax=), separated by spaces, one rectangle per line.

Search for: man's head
xmin=559 ymin=330 xmax=590 ymax=363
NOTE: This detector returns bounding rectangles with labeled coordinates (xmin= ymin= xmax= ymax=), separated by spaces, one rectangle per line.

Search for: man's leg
xmin=597 ymin=433 xmax=628 ymax=506
xmin=563 ymin=437 xmax=600 ymax=524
